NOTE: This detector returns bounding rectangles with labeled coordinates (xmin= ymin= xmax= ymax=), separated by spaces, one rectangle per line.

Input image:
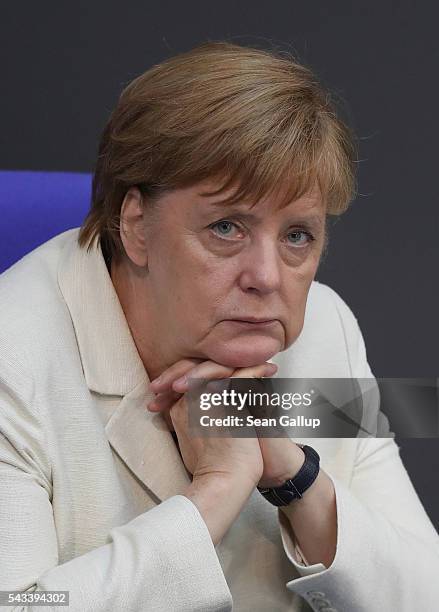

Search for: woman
xmin=0 ymin=41 xmax=438 ymax=611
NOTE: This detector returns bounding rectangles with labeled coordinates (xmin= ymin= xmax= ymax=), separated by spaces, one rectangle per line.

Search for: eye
xmin=209 ymin=220 xmax=243 ymax=239
xmin=286 ymin=229 xmax=315 ymax=248
xmin=208 ymin=220 xmax=316 ymax=248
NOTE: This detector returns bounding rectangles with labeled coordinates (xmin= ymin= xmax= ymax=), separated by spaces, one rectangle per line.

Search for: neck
xmin=109 ymin=256 xmax=170 ymax=382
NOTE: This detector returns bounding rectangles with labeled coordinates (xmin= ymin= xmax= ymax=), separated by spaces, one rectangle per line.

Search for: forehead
xmin=191 ymin=175 xmax=324 ymax=215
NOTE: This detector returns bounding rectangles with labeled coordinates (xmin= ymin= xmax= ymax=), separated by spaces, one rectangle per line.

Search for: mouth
xmin=225 ymin=319 xmax=278 ymax=328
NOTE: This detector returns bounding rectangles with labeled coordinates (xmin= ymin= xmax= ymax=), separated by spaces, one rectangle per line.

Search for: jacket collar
xmin=57 ymin=228 xmax=146 ymax=396
xmin=57 ymin=228 xmax=191 ymax=501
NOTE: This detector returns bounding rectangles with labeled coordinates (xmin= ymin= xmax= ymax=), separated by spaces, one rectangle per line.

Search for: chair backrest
xmin=0 ymin=170 xmax=92 ymax=274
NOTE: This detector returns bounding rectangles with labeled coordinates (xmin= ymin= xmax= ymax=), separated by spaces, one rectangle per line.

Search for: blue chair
xmin=0 ymin=170 xmax=92 ymax=274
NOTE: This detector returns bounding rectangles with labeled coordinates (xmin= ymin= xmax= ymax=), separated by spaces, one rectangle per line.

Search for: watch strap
xmin=256 ymin=444 xmax=320 ymax=506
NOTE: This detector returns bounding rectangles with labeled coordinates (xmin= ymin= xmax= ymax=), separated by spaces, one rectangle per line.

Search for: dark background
xmin=1 ymin=1 xmax=438 ymax=525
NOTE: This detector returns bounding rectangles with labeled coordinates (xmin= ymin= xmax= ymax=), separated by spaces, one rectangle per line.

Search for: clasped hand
xmin=147 ymin=358 xmax=305 ymax=489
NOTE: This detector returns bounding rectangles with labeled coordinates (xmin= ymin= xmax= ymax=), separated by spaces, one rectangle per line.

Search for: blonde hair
xmin=78 ymin=40 xmax=358 ymax=264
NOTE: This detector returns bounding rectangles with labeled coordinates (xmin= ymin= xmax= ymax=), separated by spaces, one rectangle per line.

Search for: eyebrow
xmin=203 ymin=200 xmax=324 ymax=227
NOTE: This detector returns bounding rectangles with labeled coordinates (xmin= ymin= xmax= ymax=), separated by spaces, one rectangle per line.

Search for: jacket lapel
xmin=104 ymin=377 xmax=192 ymax=502
xmin=57 ymin=228 xmax=191 ymax=503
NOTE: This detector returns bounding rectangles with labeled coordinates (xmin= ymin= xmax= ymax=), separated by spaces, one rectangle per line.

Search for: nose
xmin=237 ymin=236 xmax=282 ymax=295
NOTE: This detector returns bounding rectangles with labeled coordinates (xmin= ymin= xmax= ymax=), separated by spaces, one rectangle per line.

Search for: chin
xmin=206 ymin=336 xmax=282 ymax=369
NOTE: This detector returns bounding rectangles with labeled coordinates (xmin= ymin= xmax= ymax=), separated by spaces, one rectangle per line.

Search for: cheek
xmin=167 ymin=266 xmax=227 ymax=321
xmin=283 ymin=273 xmax=314 ymax=345
xmin=181 ymin=253 xmax=235 ymax=299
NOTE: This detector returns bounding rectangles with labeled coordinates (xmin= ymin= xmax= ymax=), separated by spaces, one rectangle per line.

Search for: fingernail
xmin=150 ymin=377 xmax=162 ymax=388
xmin=173 ymin=375 xmax=188 ymax=391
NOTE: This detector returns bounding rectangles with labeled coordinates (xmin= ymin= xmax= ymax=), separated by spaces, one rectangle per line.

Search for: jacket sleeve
xmin=277 ymin=286 xmax=439 ymax=611
xmin=0 ymin=335 xmax=232 ymax=612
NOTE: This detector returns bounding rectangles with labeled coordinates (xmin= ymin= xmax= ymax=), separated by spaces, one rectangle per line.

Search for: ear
xmin=119 ymin=187 xmax=148 ymax=267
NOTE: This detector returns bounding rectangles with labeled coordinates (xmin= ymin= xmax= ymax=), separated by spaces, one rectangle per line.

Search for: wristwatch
xmin=256 ymin=444 xmax=320 ymax=507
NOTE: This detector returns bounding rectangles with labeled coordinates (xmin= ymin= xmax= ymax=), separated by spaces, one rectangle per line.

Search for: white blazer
xmin=0 ymin=228 xmax=438 ymax=612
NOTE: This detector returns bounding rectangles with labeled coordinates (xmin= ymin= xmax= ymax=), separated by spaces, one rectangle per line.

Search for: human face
xmin=142 ymin=177 xmax=326 ymax=369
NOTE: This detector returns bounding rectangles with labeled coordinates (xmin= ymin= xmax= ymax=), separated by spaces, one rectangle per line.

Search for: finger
xmin=147 ymin=388 xmax=182 ymax=412
xmin=149 ymin=358 xmax=204 ymax=393
xmin=173 ymin=360 xmax=278 ymax=392
xmin=171 ymin=360 xmax=236 ymax=393
xmin=231 ymin=362 xmax=278 ymax=379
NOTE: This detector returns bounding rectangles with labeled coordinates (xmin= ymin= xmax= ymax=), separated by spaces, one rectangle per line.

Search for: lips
xmin=225 ymin=319 xmax=278 ymax=328
xmin=230 ymin=317 xmax=277 ymax=323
